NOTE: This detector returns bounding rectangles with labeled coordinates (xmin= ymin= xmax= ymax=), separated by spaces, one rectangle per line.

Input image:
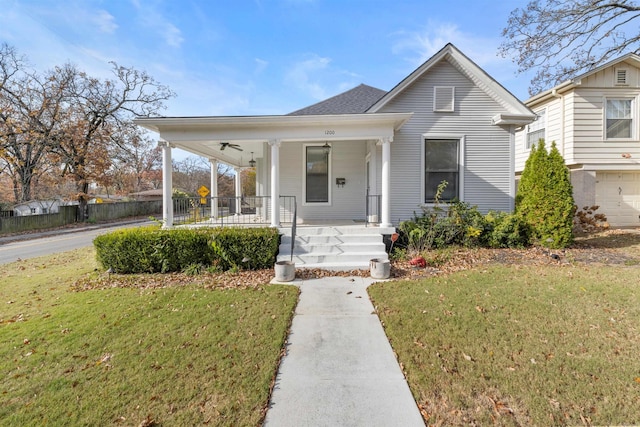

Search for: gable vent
xmin=434 ymin=86 xmax=455 ymax=112
xmin=615 ymin=69 xmax=628 ymax=85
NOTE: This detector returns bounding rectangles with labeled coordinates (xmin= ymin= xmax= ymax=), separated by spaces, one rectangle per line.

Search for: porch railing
xmin=366 ymin=190 xmax=381 ymax=226
xmin=172 ymin=196 xmax=296 ymax=226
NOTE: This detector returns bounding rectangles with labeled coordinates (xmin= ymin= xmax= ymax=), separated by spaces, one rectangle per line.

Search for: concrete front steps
xmin=277 ymin=224 xmax=394 ymax=271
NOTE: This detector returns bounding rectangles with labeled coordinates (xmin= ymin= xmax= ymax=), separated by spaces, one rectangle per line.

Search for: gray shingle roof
xmin=288 ymin=84 xmax=387 ymax=115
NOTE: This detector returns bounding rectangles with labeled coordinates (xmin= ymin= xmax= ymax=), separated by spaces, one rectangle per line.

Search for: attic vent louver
xmin=615 ymin=69 xmax=628 ymax=85
xmin=434 ymin=86 xmax=455 ymax=112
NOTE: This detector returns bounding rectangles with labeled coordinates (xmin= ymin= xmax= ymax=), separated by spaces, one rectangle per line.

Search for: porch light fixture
xmin=249 ymin=152 xmax=256 ymax=167
xmin=322 ymin=142 xmax=331 ymax=155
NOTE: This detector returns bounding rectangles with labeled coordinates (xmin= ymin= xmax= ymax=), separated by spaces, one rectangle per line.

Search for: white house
xmin=13 ymin=199 xmax=65 ymax=216
xmin=135 ymin=43 xmax=535 ymax=231
xmin=515 ymin=53 xmax=640 ymax=227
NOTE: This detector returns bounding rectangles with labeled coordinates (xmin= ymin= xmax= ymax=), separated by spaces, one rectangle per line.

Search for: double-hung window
xmin=605 ymin=99 xmax=633 ymax=139
xmin=424 ymin=139 xmax=459 ymax=202
xmin=526 ymin=110 xmax=545 ymax=149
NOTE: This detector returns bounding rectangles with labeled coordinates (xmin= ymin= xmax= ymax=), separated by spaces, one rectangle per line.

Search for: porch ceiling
xmin=134 ymin=112 xmax=412 ymax=167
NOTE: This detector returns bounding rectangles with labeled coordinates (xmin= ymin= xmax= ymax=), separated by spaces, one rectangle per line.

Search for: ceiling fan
xmin=219 ymin=142 xmax=243 ymax=151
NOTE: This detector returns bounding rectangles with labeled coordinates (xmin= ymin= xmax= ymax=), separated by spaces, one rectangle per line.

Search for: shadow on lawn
xmin=573 ymin=229 xmax=640 ymax=250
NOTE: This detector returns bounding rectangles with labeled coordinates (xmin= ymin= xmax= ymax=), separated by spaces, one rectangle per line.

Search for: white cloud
xmin=392 ymin=22 xmax=499 ymax=66
xmin=94 ymin=9 xmax=118 ymax=34
xmin=286 ymin=54 xmax=333 ymax=100
xmin=390 ymin=21 xmax=529 ymax=99
xmin=130 ymin=1 xmax=184 ymax=48
xmin=163 ymin=23 xmax=184 ymax=48
xmin=254 ymin=58 xmax=269 ymax=74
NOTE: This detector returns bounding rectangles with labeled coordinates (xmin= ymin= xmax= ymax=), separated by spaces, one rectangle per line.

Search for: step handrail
xmin=290 ymin=196 xmax=296 ymax=261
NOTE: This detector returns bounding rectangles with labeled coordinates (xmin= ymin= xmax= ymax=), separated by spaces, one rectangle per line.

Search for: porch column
xmin=380 ymin=137 xmax=392 ymax=228
xmin=269 ymin=139 xmax=281 ymax=227
xmin=210 ymin=158 xmax=218 ymax=219
xmin=159 ymin=140 xmax=173 ymax=228
xmin=234 ymin=167 xmax=242 ymax=215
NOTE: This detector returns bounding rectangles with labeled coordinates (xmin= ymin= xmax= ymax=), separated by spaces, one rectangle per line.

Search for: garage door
xmin=595 ymin=172 xmax=640 ymax=227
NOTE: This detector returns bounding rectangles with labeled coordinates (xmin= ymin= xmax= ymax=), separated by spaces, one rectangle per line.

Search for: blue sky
xmin=0 ymin=0 xmax=534 ymax=119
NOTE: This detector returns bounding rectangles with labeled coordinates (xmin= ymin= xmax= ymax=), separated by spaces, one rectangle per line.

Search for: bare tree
xmin=107 ymin=122 xmax=162 ymax=194
xmin=52 ymin=62 xmax=174 ymax=218
xmin=500 ymin=0 xmax=640 ymax=95
xmin=173 ymin=156 xmax=235 ymax=196
xmin=0 ymin=44 xmax=71 ymax=203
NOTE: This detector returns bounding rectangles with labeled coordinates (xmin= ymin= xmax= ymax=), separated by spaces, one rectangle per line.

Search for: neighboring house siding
xmin=574 ymin=88 xmax=640 ymax=163
xmin=514 ymin=54 xmax=640 ymax=227
xmin=515 ymin=95 xmax=567 ymax=171
xmin=378 ymin=59 xmax=515 ymax=221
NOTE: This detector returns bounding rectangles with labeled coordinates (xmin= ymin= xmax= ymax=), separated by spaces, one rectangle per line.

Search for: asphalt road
xmin=0 ymin=221 xmax=153 ymax=265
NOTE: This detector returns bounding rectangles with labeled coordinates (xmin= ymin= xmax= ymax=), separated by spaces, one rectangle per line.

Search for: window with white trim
xmin=424 ymin=139 xmax=459 ymax=202
xmin=304 ymin=145 xmax=330 ymax=204
xmin=605 ymin=99 xmax=633 ymax=139
xmin=433 ymin=86 xmax=455 ymax=112
xmin=526 ymin=110 xmax=545 ymax=149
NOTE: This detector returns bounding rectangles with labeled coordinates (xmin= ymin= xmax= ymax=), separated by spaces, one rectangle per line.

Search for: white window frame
xmin=433 ymin=86 xmax=455 ymax=112
xmin=526 ymin=109 xmax=546 ymax=150
xmin=604 ymin=98 xmax=634 ymax=140
xmin=302 ymin=143 xmax=332 ymax=206
xmin=421 ymin=134 xmax=465 ymax=206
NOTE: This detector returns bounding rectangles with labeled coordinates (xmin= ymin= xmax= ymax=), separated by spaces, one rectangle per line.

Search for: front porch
xmin=134 ymin=113 xmax=412 ymax=230
xmin=170 ymin=195 xmax=383 ymax=228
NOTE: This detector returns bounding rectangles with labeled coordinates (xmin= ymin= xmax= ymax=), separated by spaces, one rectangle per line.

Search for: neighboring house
xmin=13 ymin=199 xmax=65 ymax=216
xmin=135 ymin=43 xmax=535 ymax=229
xmin=130 ymin=189 xmax=163 ymax=201
xmin=515 ymin=53 xmax=640 ymax=227
xmin=89 ymin=195 xmax=125 ymax=204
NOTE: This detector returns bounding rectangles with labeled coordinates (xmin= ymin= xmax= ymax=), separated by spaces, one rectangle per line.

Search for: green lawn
xmin=369 ymin=264 xmax=640 ymax=426
xmin=0 ymin=249 xmax=298 ymax=426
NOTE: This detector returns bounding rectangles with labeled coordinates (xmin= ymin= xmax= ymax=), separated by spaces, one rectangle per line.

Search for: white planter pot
xmin=370 ymin=258 xmax=390 ymax=279
xmin=274 ymin=260 xmax=295 ymax=282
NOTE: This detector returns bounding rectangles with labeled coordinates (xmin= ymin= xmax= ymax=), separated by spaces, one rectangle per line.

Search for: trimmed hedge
xmin=93 ymin=226 xmax=280 ymax=274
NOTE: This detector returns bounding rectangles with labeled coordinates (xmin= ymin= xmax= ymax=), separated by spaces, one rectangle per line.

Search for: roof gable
xmin=367 ymin=43 xmax=533 ymax=121
xmin=572 ymin=52 xmax=640 ymax=84
xmin=527 ymin=52 xmax=640 ymax=105
xmin=288 ymin=84 xmax=387 ymax=115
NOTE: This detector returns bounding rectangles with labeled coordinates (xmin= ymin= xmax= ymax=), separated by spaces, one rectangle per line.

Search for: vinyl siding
xmin=515 ymin=94 xmax=570 ymax=172
xmin=279 ymin=140 xmax=367 ymax=221
xmin=514 ymin=58 xmax=640 ymax=227
xmin=572 ymin=88 xmax=640 ymax=163
xmin=516 ymin=60 xmax=640 ymax=173
xmin=377 ymin=59 xmax=515 ymax=221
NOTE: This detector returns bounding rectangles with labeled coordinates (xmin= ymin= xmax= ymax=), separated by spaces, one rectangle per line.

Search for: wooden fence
xmin=0 ymin=201 xmax=162 ymax=235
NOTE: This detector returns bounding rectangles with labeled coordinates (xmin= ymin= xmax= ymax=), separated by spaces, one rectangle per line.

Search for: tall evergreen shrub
xmin=515 ymin=140 xmax=575 ymax=248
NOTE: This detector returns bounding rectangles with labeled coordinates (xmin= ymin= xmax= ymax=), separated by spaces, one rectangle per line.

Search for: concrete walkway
xmin=264 ymin=276 xmax=425 ymax=427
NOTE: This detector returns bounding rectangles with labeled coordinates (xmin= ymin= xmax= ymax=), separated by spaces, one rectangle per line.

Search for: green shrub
xmin=398 ymin=188 xmax=490 ymax=252
xmin=210 ymin=227 xmax=280 ymax=271
xmin=94 ymin=226 xmax=279 ymax=274
xmin=516 ymin=140 xmax=575 ymax=248
xmin=485 ymin=211 xmax=531 ymax=248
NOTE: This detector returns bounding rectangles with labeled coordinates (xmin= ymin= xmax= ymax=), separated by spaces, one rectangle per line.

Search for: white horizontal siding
xmin=571 ymin=88 xmax=640 ymax=164
xmin=279 ymin=140 xmax=368 ymax=222
xmin=378 ymin=59 xmax=515 ymax=220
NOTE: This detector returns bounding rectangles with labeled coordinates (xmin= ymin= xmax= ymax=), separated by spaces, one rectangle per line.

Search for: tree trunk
xmin=77 ymin=181 xmax=90 ymax=221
